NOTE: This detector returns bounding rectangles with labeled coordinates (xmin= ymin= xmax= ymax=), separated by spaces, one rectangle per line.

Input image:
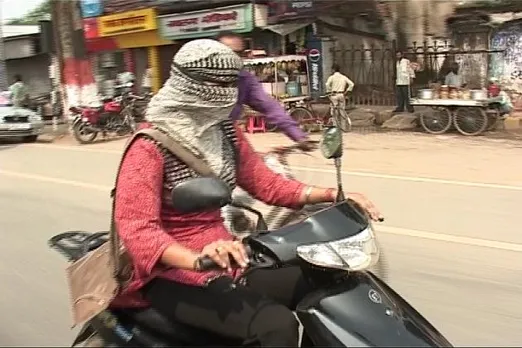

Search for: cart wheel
xmin=419 ymin=107 xmax=452 ymax=134
xmin=453 ymin=107 xmax=488 ymax=136
xmin=289 ymin=107 xmax=315 ymax=133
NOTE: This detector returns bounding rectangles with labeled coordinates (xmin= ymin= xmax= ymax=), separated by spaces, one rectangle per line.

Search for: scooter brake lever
xmin=232 ymin=254 xmax=277 ymax=287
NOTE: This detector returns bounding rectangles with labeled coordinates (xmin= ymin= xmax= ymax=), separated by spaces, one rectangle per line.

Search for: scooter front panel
xmin=296 ymin=272 xmax=452 ymax=347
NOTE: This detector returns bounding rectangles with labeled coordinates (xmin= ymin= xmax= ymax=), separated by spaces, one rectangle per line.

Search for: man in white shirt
xmin=325 ymin=64 xmax=355 ymax=121
xmin=142 ymin=65 xmax=152 ymax=94
xmin=394 ymin=51 xmax=415 ymax=113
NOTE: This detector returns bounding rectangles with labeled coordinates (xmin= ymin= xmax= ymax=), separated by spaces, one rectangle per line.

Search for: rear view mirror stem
xmin=335 ymin=157 xmax=346 ymax=202
xmin=231 ymin=201 xmax=268 ymax=231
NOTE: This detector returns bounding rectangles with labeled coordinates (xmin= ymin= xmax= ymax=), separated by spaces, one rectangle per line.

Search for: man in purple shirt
xmin=216 ymin=31 xmax=314 ymax=150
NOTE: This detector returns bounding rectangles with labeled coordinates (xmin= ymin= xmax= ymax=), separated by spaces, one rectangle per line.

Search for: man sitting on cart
xmin=216 ymin=31 xmax=314 ymax=151
xmin=444 ymin=62 xmax=466 ymax=88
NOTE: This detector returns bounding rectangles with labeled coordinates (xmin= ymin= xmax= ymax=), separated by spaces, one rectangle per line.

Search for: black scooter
xmin=49 ymin=126 xmax=453 ymax=347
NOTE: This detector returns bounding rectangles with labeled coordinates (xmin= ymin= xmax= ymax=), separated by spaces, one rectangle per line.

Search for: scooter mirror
xmin=320 ymin=126 xmax=343 ymax=159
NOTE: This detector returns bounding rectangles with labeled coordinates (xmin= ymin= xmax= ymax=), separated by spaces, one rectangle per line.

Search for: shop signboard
xmin=307 ymin=39 xmax=324 ymax=100
xmin=80 ymin=0 xmax=103 ymax=18
xmin=267 ymin=1 xmax=315 ymax=24
xmin=158 ymin=4 xmax=253 ymax=40
xmin=98 ymin=8 xmax=157 ymax=37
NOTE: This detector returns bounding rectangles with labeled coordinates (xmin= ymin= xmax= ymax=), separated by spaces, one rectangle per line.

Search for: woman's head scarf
xmin=145 ymin=39 xmax=243 ymax=175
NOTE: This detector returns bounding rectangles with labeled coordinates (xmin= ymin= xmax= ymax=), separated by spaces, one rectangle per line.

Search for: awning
xmin=262 ymin=21 xmax=313 ymax=36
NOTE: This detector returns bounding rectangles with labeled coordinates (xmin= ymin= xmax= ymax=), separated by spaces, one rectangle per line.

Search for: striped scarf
xmin=145 ymin=39 xmax=243 ymax=176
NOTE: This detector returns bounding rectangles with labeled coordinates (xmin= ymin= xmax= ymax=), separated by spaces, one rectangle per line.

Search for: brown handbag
xmin=66 ymin=128 xmax=214 ymax=327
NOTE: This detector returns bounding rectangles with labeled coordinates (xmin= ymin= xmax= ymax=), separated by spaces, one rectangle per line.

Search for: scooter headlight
xmin=296 ymin=227 xmax=379 ymax=271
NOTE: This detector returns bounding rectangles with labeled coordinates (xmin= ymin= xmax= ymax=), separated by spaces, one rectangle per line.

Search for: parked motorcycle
xmin=49 ymin=126 xmax=453 ymax=347
xmin=69 ymin=83 xmax=137 ymax=144
xmin=127 ymin=92 xmax=152 ymax=123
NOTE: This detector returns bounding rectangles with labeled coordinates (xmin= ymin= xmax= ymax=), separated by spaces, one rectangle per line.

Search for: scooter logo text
xmin=368 ymin=289 xmax=382 ymax=304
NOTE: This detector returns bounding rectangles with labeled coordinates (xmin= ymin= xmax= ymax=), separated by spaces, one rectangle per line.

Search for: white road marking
xmin=289 ymin=165 xmax=522 ymax=191
xmin=1 ymin=169 xmax=521 ymax=253
xmin=377 ymin=225 xmax=522 ymax=253
xmin=15 ymin=143 xmax=522 ymax=191
xmin=0 ymin=170 xmax=108 ymax=191
xmin=25 ymin=143 xmax=122 ymax=154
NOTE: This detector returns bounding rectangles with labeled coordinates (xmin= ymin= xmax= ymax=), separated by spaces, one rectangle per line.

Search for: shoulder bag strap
xmin=138 ymin=128 xmax=215 ymax=177
xmin=109 ymin=128 xmax=215 ymax=283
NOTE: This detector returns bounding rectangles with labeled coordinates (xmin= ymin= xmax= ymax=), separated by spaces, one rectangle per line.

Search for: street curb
xmin=503 ymin=116 xmax=522 ymax=131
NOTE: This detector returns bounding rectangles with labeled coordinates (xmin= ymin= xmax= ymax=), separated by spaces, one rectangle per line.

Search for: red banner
xmin=83 ymin=18 xmax=99 ymax=39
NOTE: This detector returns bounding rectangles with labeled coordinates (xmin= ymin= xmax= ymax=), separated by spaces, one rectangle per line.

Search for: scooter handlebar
xmin=196 ymin=245 xmax=253 ymax=271
xmin=197 ymin=255 xmax=223 ymax=271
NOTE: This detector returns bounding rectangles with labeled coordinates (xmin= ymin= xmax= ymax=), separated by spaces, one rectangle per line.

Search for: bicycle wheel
xmin=333 ymin=107 xmax=352 ymax=133
xmin=289 ymin=107 xmax=315 ymax=133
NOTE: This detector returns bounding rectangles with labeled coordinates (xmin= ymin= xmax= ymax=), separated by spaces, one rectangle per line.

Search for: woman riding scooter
xmin=112 ymin=39 xmax=382 ymax=347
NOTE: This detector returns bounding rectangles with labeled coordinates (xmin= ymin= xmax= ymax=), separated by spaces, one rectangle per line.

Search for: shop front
xmin=157 ymin=4 xmax=255 ymax=83
xmin=83 ymin=8 xmax=172 ymax=96
xmin=263 ymin=1 xmax=341 ymax=100
xmin=158 ymin=4 xmax=255 ymax=41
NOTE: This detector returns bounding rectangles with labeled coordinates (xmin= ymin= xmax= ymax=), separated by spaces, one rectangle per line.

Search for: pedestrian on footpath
xmin=325 ymin=64 xmax=354 ymax=120
xmin=215 ymin=31 xmax=314 ymax=151
xmin=9 ymin=74 xmax=28 ymax=108
xmin=393 ymin=51 xmax=415 ymax=114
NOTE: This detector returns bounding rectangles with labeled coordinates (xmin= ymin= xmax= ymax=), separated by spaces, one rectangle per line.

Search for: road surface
xmin=0 ymin=132 xmax=521 ymax=346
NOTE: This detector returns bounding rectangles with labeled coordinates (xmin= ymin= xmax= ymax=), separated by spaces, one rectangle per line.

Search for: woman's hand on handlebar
xmin=300 ymin=187 xmax=384 ymax=222
xmin=346 ymin=192 xmax=384 ymax=222
xmin=196 ymin=240 xmax=249 ymax=272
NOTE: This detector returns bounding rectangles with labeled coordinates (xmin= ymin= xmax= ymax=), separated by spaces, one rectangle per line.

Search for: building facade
xmin=156 ymin=3 xmax=258 ymax=84
xmin=82 ymin=7 xmax=171 ymax=95
xmin=3 ymin=25 xmax=52 ymax=97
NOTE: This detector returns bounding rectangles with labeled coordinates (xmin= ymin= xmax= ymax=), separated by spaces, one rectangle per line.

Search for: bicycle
xmin=288 ymin=93 xmax=352 ymax=133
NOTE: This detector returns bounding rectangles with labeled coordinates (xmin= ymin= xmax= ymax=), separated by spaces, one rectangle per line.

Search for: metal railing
xmin=331 ymin=39 xmax=505 ymax=106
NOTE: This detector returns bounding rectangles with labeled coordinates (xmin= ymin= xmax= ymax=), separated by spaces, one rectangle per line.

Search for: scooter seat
xmin=120 ymin=307 xmax=241 ymax=346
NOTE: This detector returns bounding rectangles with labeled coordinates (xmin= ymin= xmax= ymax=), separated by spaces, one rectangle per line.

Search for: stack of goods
xmin=244 ymin=58 xmax=309 ymax=99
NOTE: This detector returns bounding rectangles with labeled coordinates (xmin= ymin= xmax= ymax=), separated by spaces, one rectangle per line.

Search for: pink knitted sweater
xmin=111 ymin=124 xmax=304 ymax=307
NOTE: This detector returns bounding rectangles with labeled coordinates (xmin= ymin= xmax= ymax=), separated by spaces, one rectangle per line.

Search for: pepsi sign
xmin=307 ymin=41 xmax=324 ymax=99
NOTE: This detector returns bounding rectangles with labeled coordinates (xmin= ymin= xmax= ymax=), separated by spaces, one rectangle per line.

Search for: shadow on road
xmin=0 ymin=139 xmax=21 ymax=151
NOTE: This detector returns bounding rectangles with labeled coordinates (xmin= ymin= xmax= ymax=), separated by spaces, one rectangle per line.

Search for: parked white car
xmin=0 ymin=91 xmax=44 ymax=142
